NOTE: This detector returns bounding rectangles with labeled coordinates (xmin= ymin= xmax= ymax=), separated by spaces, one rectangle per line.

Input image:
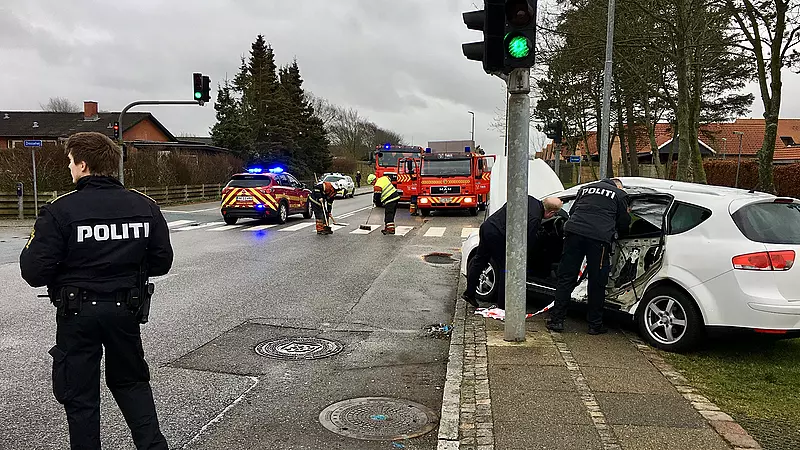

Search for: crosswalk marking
xmin=174 ymin=221 xmax=223 ymax=231
xmin=281 ymin=222 xmax=315 ymax=232
xmin=424 ymin=227 xmax=447 ymax=237
xmin=350 ymin=224 xmax=381 ymax=234
xmin=461 ymin=227 xmax=479 ymax=238
xmin=167 ymin=220 xmax=193 ymax=228
xmin=209 ymin=225 xmax=243 ymax=231
xmin=395 ymin=226 xmax=414 ymax=236
xmin=244 ymin=224 xmax=277 ymax=231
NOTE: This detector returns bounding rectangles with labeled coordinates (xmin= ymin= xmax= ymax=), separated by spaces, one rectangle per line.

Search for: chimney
xmin=83 ymin=101 xmax=99 ymax=121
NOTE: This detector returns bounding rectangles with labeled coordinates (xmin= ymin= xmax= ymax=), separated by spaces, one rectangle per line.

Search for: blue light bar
xmin=268 ymin=167 xmax=284 ymax=174
xmin=425 ymin=148 xmax=432 ymax=153
xmin=465 ymin=146 xmax=471 ymax=152
xmin=384 ymin=143 xmax=391 ymax=149
xmin=247 ymin=167 xmax=263 ymax=174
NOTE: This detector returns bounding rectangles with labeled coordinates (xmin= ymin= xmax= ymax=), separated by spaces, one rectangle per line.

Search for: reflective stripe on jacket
xmin=375 ymin=176 xmax=399 ymax=203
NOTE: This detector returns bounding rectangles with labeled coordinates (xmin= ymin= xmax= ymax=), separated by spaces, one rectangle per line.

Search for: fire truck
xmin=416 ymin=147 xmax=494 ymax=217
xmin=372 ymin=144 xmax=423 ymax=202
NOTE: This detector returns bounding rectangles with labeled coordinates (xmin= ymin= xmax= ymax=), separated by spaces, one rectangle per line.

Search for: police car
xmin=321 ymin=173 xmax=356 ymax=198
xmin=220 ymin=167 xmax=312 ymax=225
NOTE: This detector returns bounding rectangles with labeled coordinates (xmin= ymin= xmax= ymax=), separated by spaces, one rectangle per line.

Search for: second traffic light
xmin=462 ymin=0 xmax=537 ymax=74
xmin=504 ymin=0 xmax=537 ymax=69
xmin=545 ymin=120 xmax=563 ymax=144
xmin=193 ymin=73 xmax=211 ymax=104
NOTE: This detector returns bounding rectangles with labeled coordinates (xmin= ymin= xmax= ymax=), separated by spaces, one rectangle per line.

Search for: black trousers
xmin=384 ymin=199 xmax=398 ymax=224
xmin=550 ymin=233 xmax=611 ymax=328
xmin=311 ymin=202 xmax=330 ymax=222
xmin=51 ymin=301 xmax=167 ymax=450
xmin=465 ymin=225 xmax=506 ymax=307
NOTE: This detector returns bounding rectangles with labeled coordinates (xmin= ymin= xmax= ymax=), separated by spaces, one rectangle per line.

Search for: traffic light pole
xmin=117 ymin=100 xmax=201 ymax=185
xmin=504 ymin=68 xmax=530 ymax=343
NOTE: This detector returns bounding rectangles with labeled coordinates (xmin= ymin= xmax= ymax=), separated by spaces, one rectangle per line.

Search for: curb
xmin=437 ymin=284 xmax=467 ymax=449
xmin=625 ymin=333 xmax=763 ymax=450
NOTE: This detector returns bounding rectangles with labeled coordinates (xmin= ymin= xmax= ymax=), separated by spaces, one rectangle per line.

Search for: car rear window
xmin=668 ymin=202 xmax=711 ymax=235
xmin=324 ymin=176 xmax=345 ymax=182
xmin=226 ymin=175 xmax=272 ymax=188
xmin=732 ymin=202 xmax=800 ymax=244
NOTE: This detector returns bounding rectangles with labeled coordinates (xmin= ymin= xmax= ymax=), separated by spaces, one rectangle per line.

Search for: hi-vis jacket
xmin=19 ymin=176 xmax=173 ymax=293
xmin=373 ymin=176 xmax=400 ymax=205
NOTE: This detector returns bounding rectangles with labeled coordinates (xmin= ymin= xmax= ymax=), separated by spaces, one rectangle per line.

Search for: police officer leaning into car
xmin=20 ymin=132 xmax=173 ymax=449
xmin=462 ymin=196 xmax=563 ymax=309
xmin=547 ymin=178 xmax=630 ymax=335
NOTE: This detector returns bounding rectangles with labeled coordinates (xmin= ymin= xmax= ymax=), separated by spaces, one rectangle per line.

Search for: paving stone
xmin=612 ymin=425 xmax=731 ymax=450
xmin=596 ymin=392 xmax=707 ymax=428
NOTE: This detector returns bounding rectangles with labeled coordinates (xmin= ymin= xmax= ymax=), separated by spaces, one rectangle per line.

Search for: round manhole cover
xmin=254 ymin=337 xmax=343 ymax=360
xmin=423 ymin=252 xmax=457 ymax=265
xmin=319 ymin=397 xmax=439 ymax=441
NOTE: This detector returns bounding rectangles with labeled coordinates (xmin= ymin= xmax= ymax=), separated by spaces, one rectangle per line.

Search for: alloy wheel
xmin=644 ymin=295 xmax=688 ymax=345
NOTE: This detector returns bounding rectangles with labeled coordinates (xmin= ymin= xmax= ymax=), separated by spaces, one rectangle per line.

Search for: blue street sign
xmin=24 ymin=140 xmax=42 ymax=148
xmin=568 ymin=155 xmax=581 ymax=163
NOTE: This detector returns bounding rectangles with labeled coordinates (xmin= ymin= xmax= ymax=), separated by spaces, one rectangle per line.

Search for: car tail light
xmin=774 ymin=198 xmax=794 ymax=204
xmin=732 ymin=250 xmax=795 ymax=271
xmin=754 ymin=328 xmax=788 ymax=334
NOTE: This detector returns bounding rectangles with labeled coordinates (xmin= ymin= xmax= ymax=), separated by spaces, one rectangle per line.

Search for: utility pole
xmin=733 ymin=131 xmax=744 ymax=188
xmin=599 ymin=0 xmax=616 ymax=179
xmin=469 ymin=110 xmax=476 ymax=143
xmin=504 ymin=68 xmax=530 ymax=342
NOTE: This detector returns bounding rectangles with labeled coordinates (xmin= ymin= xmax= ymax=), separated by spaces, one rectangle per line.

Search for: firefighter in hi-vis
xmin=309 ymin=181 xmax=337 ymax=235
xmin=368 ymin=173 xmax=401 ymax=235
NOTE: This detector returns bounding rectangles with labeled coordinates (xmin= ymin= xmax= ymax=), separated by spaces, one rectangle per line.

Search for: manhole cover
xmin=319 ymin=397 xmax=439 ymax=441
xmin=254 ymin=337 xmax=343 ymax=360
xmin=423 ymin=252 xmax=456 ymax=265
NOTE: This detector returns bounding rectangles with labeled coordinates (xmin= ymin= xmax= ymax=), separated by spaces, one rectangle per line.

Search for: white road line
xmin=173 ymin=222 xmax=224 ymax=231
xmin=461 ymin=227 xmax=479 ymax=238
xmin=280 ymin=222 xmax=315 ymax=232
xmin=243 ymin=224 xmax=276 ymax=231
xmin=424 ymin=227 xmax=447 ymax=237
xmin=350 ymin=224 xmax=382 ymax=234
xmin=395 ymin=226 xmax=414 ymax=236
xmin=340 ymin=205 xmax=374 ymax=216
xmin=167 ymin=220 xmax=193 ymax=228
xmin=209 ymin=225 xmax=243 ymax=231
xmin=162 ymin=207 xmax=219 ymax=214
xmin=337 ymin=213 xmax=355 ymax=219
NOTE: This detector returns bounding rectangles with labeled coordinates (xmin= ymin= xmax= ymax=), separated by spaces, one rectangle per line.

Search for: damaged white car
xmin=461 ymin=165 xmax=800 ymax=352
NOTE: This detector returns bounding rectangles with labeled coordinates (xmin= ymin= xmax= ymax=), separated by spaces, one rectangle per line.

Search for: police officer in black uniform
xmin=20 ymin=132 xmax=173 ymax=450
xmin=547 ymin=178 xmax=630 ymax=334
xmin=462 ymin=196 xmax=563 ymax=309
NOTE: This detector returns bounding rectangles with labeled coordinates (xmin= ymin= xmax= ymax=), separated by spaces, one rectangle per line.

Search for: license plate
xmin=440 ymin=197 xmax=451 ymax=203
xmin=236 ymin=196 xmax=253 ymax=202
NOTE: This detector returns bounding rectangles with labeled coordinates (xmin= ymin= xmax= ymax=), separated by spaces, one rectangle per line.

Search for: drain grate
xmin=423 ymin=252 xmax=457 ymax=265
xmin=254 ymin=337 xmax=343 ymax=360
xmin=319 ymin=397 xmax=439 ymax=441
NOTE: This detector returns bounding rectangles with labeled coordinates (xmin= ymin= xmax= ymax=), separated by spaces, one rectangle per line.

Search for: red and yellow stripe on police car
xmin=221 ymin=188 xmax=277 ymax=211
xmin=250 ymin=190 xmax=277 ymax=211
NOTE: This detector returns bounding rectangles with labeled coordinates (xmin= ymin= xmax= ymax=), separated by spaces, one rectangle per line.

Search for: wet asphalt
xmin=0 ymin=195 xmax=483 ymax=449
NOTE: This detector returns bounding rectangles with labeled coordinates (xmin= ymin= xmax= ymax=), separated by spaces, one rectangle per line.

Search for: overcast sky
xmin=2 ymin=0 xmax=799 ymax=157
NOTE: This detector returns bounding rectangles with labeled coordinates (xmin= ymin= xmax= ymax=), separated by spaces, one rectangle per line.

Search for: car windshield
xmin=377 ymin=151 xmax=416 ymax=167
xmin=226 ymin=175 xmax=272 ymax=188
xmin=732 ymin=201 xmax=800 ymax=245
xmin=324 ymin=176 xmax=345 ymax=183
xmin=421 ymin=159 xmax=472 ymax=177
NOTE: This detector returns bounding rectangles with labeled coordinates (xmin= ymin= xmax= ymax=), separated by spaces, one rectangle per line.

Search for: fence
xmin=0 ymin=183 xmax=224 ymax=219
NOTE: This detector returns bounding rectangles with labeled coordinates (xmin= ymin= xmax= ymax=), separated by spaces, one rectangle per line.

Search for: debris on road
xmin=474 ymin=301 xmax=555 ymax=321
xmin=425 ymin=323 xmax=454 ymax=338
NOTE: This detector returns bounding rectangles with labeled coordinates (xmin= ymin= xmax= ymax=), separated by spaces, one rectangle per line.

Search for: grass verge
xmin=663 ymin=337 xmax=800 ymax=448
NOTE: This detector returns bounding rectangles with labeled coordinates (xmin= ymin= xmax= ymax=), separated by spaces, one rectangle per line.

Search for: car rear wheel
xmin=224 ymin=216 xmax=238 ymax=225
xmin=637 ymin=286 xmax=704 ymax=352
xmin=473 ymin=257 xmax=498 ymax=303
xmin=302 ymin=201 xmax=312 ymax=219
xmin=276 ymin=202 xmax=289 ymax=224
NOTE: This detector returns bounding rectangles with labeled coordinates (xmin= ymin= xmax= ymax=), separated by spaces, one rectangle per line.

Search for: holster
xmin=127 ymin=282 xmax=154 ymax=324
xmin=56 ymin=287 xmax=82 ymax=317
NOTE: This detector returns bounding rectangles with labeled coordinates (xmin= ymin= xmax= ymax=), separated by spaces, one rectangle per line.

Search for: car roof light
xmin=268 ymin=167 xmax=284 ymax=173
xmin=247 ymin=167 xmax=263 ymax=174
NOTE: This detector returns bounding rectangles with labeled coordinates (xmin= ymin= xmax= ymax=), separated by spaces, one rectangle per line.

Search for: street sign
xmin=568 ymin=156 xmax=581 ymax=163
xmin=23 ymin=140 xmax=42 ymax=147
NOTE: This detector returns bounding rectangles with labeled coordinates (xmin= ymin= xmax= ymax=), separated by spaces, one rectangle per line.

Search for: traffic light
xmin=193 ymin=72 xmax=203 ymax=101
xmin=462 ymin=0 xmax=505 ymax=74
xmin=545 ymin=120 xmax=563 ymax=144
xmin=112 ymin=121 xmax=120 ymax=140
xmin=504 ymin=0 xmax=537 ymax=69
xmin=201 ymin=75 xmax=211 ymax=103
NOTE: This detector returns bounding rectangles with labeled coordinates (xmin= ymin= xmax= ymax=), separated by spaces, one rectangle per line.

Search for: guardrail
xmin=0 ymin=183 xmax=224 ymax=218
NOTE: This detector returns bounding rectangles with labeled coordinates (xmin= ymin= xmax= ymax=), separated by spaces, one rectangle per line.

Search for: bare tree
xmin=40 ymin=97 xmax=80 ymax=113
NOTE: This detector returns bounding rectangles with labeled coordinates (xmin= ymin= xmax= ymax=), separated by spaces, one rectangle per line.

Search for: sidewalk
xmin=438 ymin=277 xmax=763 ymax=450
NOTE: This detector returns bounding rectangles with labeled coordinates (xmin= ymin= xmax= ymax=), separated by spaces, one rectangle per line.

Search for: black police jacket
xmin=19 ymin=176 xmax=174 ymax=293
xmin=484 ymin=196 xmax=545 ymax=247
xmin=564 ymin=179 xmax=631 ymax=243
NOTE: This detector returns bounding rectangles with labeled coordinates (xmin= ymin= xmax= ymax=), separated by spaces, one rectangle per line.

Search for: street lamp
xmin=722 ymin=137 xmax=727 ymax=160
xmin=733 ymin=131 xmax=744 ymax=188
xmin=468 ymin=110 xmax=475 ymax=143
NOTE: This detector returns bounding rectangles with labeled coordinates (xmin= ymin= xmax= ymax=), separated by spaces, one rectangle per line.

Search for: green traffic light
xmin=507 ymin=36 xmax=531 ymax=58
xmin=194 ymin=92 xmax=202 ymax=99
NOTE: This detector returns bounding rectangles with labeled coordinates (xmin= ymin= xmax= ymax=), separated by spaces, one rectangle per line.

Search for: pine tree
xmin=210 ymin=79 xmax=250 ymax=159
